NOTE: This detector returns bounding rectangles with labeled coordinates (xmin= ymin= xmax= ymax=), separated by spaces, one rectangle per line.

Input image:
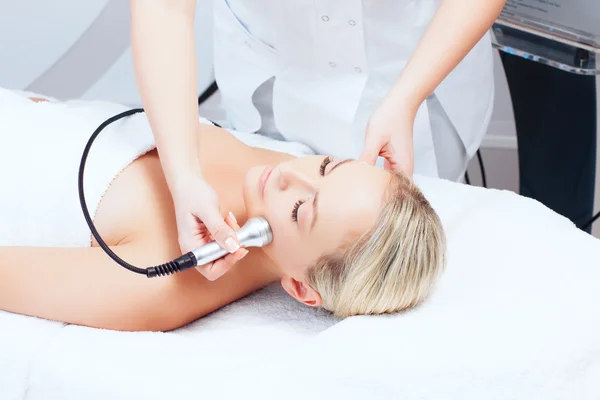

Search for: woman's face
xmin=243 ymin=155 xmax=391 ymax=280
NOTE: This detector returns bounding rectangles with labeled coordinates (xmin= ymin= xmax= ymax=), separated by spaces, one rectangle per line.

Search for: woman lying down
xmin=0 ymin=95 xmax=446 ymax=332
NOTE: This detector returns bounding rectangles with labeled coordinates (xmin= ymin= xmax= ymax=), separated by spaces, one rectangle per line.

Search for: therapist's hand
xmin=172 ymin=175 xmax=246 ymax=280
xmin=359 ymin=104 xmax=415 ymax=178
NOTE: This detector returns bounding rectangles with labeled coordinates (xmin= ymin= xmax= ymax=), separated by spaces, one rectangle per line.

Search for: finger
xmin=179 ymin=216 xmax=212 ymax=253
xmin=358 ymin=135 xmax=384 ymax=166
xmin=402 ymin=163 xmax=415 ymax=180
xmin=394 ymin=142 xmax=414 ymax=178
xmin=381 ymin=152 xmax=400 ymax=173
xmin=195 ymin=261 xmax=214 ymax=277
xmin=383 ymin=134 xmax=415 ymax=175
xmin=178 ymin=214 xmax=209 ymax=253
xmin=383 ymin=158 xmax=392 ymax=171
xmin=184 ymin=212 xmax=241 ymax=253
xmin=179 ymin=236 xmax=204 ymax=254
xmin=200 ymin=208 xmax=240 ymax=253
xmin=225 ymin=211 xmax=241 ymax=230
xmin=385 ymin=155 xmax=412 ymax=176
xmin=198 ymin=248 xmax=249 ymax=281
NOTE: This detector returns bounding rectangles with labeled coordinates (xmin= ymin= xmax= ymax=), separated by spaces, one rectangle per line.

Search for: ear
xmin=280 ymin=276 xmax=322 ymax=307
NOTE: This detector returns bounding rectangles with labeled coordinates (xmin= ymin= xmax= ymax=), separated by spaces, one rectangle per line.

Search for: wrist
xmin=383 ymin=71 xmax=429 ymax=118
xmin=371 ymin=97 xmax=418 ymax=133
xmin=158 ymin=151 xmax=203 ymax=195
xmin=384 ymin=90 xmax=421 ymax=118
xmin=167 ymin=168 xmax=204 ymax=197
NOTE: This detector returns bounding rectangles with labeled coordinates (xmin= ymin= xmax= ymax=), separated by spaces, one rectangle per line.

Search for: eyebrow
xmin=310 ymin=159 xmax=354 ymax=231
xmin=329 ymin=158 xmax=353 ymax=173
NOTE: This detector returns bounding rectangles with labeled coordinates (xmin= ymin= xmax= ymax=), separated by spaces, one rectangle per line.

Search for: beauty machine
xmin=77 ymin=108 xmax=273 ymax=278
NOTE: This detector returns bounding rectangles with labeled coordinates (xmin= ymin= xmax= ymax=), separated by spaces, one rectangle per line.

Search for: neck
xmin=195 ymin=127 xmax=294 ymax=280
xmin=197 ymin=127 xmax=294 ymax=226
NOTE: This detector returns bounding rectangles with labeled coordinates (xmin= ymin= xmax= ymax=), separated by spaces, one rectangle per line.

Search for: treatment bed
xmin=1 ymin=89 xmax=599 ymax=399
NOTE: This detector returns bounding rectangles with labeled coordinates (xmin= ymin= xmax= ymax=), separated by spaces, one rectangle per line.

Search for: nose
xmin=278 ymin=165 xmax=317 ymax=192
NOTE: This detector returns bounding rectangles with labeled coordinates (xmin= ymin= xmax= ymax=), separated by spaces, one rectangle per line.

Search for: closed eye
xmin=291 ymin=199 xmax=305 ymax=222
xmin=293 ymin=157 xmax=347 ymax=226
xmin=319 ymin=156 xmax=333 ymax=176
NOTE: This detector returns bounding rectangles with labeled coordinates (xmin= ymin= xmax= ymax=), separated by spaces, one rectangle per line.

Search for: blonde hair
xmin=305 ymin=172 xmax=446 ymax=318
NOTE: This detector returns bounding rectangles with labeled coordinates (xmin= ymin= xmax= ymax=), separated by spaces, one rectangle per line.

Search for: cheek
xmin=262 ymin=204 xmax=324 ymax=277
xmin=242 ymin=170 xmax=299 ymax=272
xmin=262 ymin=198 xmax=291 ymax=250
xmin=264 ymin=235 xmax=308 ymax=278
xmin=261 ymin=195 xmax=307 ymax=274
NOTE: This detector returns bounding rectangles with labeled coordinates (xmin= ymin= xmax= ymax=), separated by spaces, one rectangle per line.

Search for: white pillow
xmin=228 ymin=176 xmax=600 ymax=400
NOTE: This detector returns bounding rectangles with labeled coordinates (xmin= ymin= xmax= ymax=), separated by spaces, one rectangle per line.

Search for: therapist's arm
xmin=360 ymin=0 xmax=506 ymax=175
xmin=131 ymin=0 xmax=201 ymax=186
xmin=131 ymin=0 xmax=244 ymax=278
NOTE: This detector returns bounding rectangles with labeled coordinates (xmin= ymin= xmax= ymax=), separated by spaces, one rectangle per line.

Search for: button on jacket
xmin=213 ymin=0 xmax=494 ymax=177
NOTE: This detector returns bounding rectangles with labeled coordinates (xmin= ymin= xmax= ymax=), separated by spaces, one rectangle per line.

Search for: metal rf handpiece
xmin=147 ymin=216 xmax=273 ymax=278
xmin=191 ymin=216 xmax=273 ymax=267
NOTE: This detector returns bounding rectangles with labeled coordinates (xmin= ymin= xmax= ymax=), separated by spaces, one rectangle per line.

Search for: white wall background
xmin=0 ymin=1 xmax=598 ymax=237
xmin=0 ymin=0 xmax=215 ymax=103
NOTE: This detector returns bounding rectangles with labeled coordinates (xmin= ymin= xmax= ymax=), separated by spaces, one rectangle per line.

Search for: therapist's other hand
xmin=172 ymin=176 xmax=244 ymax=280
xmin=359 ymin=106 xmax=415 ymax=179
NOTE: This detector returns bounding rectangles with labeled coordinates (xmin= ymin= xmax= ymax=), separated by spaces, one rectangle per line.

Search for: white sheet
xmin=1 ymin=94 xmax=600 ymax=399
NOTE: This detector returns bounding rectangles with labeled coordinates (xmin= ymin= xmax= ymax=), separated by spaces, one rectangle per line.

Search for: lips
xmin=258 ymin=165 xmax=274 ymax=199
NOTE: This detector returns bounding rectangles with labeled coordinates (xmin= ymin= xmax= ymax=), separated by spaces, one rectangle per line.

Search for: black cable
xmin=197 ymin=80 xmax=223 ymax=128
xmin=476 ymin=149 xmax=487 ymax=188
xmin=579 ymin=210 xmax=600 ymax=231
xmin=78 ymin=108 xmax=197 ymax=278
xmin=464 ymin=171 xmax=471 ymax=185
xmin=198 ymin=81 xmax=218 ymax=105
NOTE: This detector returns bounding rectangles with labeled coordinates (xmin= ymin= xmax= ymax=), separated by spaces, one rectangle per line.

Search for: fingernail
xmin=228 ymin=211 xmax=237 ymax=224
xmin=239 ymin=249 xmax=249 ymax=260
xmin=213 ymin=269 xmax=227 ymax=280
xmin=225 ymin=237 xmax=240 ymax=253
